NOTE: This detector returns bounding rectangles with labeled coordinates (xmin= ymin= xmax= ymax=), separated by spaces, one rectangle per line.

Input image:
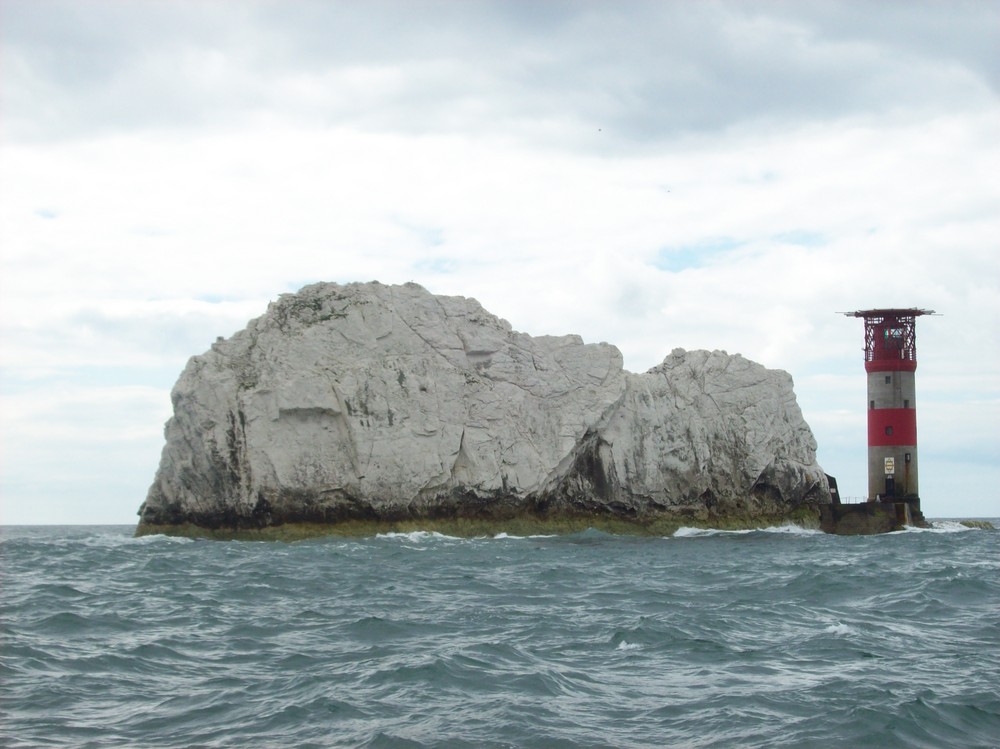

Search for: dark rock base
xmin=819 ymin=500 xmax=928 ymax=535
xmin=134 ymin=506 xmax=824 ymax=541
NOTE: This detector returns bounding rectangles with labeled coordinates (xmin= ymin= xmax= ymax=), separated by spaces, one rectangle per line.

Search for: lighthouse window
xmin=904 ymin=399 xmax=910 ymax=408
xmin=870 ymin=400 xmax=875 ymax=410
xmin=885 ymin=426 xmax=893 ymax=436
xmin=885 ymin=375 xmax=891 ymax=384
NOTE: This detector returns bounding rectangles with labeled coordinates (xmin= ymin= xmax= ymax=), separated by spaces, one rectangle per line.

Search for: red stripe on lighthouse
xmin=865 ymin=360 xmax=917 ymax=373
xmin=868 ymin=409 xmax=917 ymax=446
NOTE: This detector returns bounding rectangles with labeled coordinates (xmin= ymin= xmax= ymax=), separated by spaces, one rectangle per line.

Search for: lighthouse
xmin=844 ymin=308 xmax=935 ymax=517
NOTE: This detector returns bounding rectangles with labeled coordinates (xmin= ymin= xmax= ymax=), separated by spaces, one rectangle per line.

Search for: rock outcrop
xmin=137 ymin=282 xmax=830 ymax=535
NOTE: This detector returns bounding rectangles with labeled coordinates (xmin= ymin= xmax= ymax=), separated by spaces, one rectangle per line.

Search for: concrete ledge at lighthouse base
xmin=819 ymin=500 xmax=924 ymax=535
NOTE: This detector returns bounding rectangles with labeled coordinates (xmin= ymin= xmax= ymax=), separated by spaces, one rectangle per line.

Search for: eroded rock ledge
xmin=137 ymin=281 xmax=830 ymax=538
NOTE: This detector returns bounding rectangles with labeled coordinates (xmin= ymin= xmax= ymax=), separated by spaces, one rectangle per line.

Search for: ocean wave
xmin=4 ymin=523 xmax=999 ymax=748
xmin=374 ymin=530 xmax=461 ymax=543
xmin=131 ymin=533 xmax=196 ymax=545
xmin=759 ymin=523 xmax=824 ymax=535
xmin=903 ymin=521 xmax=974 ymax=534
xmin=822 ymin=621 xmax=857 ymax=636
xmin=615 ymin=640 xmax=643 ymax=651
xmin=671 ymin=524 xmax=820 ymax=538
xmin=671 ymin=526 xmax=748 ymax=538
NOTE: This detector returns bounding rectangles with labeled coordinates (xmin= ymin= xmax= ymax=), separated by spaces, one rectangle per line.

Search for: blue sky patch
xmin=414 ymin=257 xmax=459 ymax=274
xmin=773 ymin=230 xmax=825 ymax=247
xmin=654 ymin=237 xmax=744 ymax=272
xmin=195 ymin=293 xmax=243 ymax=304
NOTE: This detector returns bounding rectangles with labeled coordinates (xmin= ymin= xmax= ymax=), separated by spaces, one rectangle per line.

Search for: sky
xmin=1 ymin=0 xmax=998 ymax=524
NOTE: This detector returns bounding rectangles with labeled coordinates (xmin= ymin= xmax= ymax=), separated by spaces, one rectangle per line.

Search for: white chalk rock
xmin=139 ymin=282 xmax=829 ymax=529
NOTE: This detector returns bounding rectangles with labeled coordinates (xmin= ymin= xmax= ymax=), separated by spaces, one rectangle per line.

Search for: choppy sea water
xmin=1 ymin=523 xmax=998 ymax=749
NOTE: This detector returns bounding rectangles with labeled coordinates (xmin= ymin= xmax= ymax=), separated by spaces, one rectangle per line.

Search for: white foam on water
xmin=672 ymin=524 xmax=819 ymax=538
xmin=131 ymin=533 xmax=194 ymax=545
xmin=672 ymin=527 xmax=708 ymax=538
xmin=902 ymin=521 xmax=973 ymax=534
xmin=672 ymin=527 xmax=730 ymax=538
xmin=758 ymin=524 xmax=824 ymax=536
xmin=616 ymin=641 xmax=642 ymax=651
xmin=375 ymin=531 xmax=460 ymax=542
xmin=823 ymin=622 xmax=856 ymax=636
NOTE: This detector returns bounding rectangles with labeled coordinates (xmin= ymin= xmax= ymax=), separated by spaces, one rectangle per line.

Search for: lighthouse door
xmin=885 ymin=475 xmax=896 ymax=498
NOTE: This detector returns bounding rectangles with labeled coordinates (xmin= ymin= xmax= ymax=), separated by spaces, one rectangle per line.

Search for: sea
xmin=1 ymin=523 xmax=998 ymax=749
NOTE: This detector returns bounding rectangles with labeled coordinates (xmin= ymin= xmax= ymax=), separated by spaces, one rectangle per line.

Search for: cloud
xmin=0 ymin=0 xmax=998 ymax=523
xmin=3 ymin=1 xmax=996 ymax=145
xmin=0 ymin=384 xmax=170 ymax=524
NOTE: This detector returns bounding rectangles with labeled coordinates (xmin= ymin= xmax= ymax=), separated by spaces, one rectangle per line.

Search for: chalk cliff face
xmin=138 ymin=282 xmax=830 ymax=532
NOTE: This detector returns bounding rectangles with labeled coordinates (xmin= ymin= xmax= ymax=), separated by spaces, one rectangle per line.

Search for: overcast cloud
xmin=1 ymin=0 xmax=998 ymax=524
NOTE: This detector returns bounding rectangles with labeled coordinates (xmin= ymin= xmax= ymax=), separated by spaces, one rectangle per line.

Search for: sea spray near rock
xmin=137 ymin=281 xmax=830 ymax=536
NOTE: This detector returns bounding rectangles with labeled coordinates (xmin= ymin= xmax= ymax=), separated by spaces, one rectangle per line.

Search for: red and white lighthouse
xmin=844 ymin=308 xmax=935 ymax=511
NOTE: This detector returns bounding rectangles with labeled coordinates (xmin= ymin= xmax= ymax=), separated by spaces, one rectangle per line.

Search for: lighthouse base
xmin=819 ymin=498 xmax=927 ymax=535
